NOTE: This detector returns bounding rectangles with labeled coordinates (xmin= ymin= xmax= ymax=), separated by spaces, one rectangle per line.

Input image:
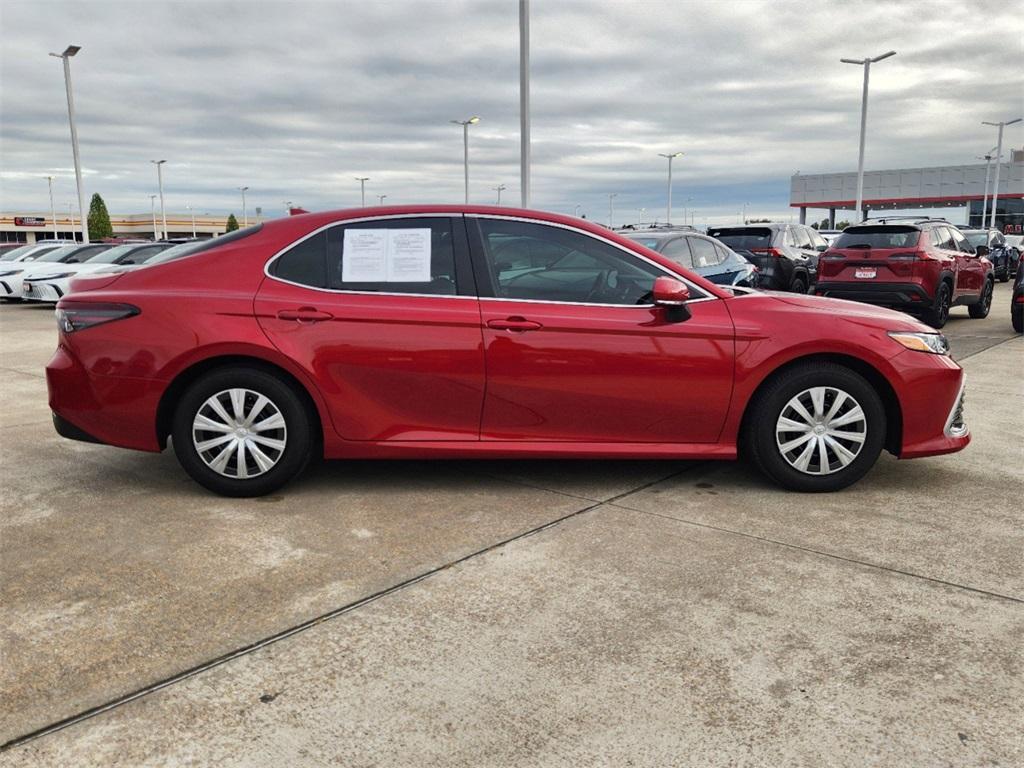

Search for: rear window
xmin=706 ymin=228 xmax=772 ymax=250
xmin=832 ymin=226 xmax=920 ymax=249
xmin=622 ymin=236 xmax=666 ymax=251
xmin=964 ymin=232 xmax=988 ymax=247
xmin=143 ymin=225 xmax=263 ymax=266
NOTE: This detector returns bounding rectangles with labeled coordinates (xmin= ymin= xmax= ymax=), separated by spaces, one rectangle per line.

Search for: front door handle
xmin=277 ymin=307 xmax=333 ymax=323
xmin=487 ymin=316 xmax=543 ymax=332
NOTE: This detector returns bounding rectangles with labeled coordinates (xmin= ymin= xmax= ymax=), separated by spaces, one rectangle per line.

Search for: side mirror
xmin=816 ymin=244 xmax=828 ymax=252
xmin=975 ymin=245 xmax=989 ymax=257
xmin=652 ymin=276 xmax=692 ymax=322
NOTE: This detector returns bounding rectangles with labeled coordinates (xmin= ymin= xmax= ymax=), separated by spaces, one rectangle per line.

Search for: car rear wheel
xmin=923 ymin=282 xmax=951 ymax=329
xmin=790 ymin=275 xmax=807 ymax=294
xmin=172 ymin=367 xmax=313 ymax=497
xmin=744 ymin=363 xmax=886 ymax=492
xmin=968 ymin=279 xmax=993 ymax=319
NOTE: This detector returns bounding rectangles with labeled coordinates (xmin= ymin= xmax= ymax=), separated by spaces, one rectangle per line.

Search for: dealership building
xmin=790 ymin=150 xmax=1024 ymax=232
xmin=0 ymin=211 xmax=247 ymax=243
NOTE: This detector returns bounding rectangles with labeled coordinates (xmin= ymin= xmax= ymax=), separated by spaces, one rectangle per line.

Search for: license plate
xmin=854 ymin=268 xmax=876 ymax=279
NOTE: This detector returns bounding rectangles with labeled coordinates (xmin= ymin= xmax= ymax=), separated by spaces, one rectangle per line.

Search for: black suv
xmin=960 ymin=228 xmax=1013 ymax=281
xmin=706 ymin=223 xmax=825 ymax=292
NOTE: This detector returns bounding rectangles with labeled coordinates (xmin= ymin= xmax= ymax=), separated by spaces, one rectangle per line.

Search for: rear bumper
xmin=815 ymin=281 xmax=931 ymax=308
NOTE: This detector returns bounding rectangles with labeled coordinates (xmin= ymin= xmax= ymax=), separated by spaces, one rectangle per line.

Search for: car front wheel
xmin=172 ymin=367 xmax=313 ymax=497
xmin=744 ymin=363 xmax=886 ymax=492
xmin=968 ymin=279 xmax=993 ymax=319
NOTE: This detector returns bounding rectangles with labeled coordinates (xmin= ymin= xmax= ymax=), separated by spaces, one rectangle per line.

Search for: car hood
xmin=763 ymin=291 xmax=934 ymax=333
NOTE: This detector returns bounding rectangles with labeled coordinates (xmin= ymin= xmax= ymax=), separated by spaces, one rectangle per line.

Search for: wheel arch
xmin=156 ymin=355 xmax=325 ymax=453
xmin=738 ymin=352 xmax=903 ymax=456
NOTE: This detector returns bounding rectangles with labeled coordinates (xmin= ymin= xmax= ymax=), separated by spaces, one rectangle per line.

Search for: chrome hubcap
xmin=775 ymin=386 xmax=867 ymax=476
xmin=192 ymin=388 xmax=286 ymax=479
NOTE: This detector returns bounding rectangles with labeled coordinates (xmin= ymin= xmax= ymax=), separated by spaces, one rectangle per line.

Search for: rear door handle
xmin=277 ymin=307 xmax=333 ymax=323
xmin=487 ymin=316 xmax=543 ymax=332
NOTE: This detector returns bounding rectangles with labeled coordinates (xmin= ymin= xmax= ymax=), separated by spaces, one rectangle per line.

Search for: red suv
xmin=815 ymin=218 xmax=994 ymax=328
xmin=47 ymin=206 xmax=969 ymax=496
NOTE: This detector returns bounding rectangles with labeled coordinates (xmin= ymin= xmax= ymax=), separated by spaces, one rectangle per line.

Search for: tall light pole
xmin=186 ymin=202 xmax=196 ymax=237
xmin=377 ymin=194 xmax=387 ymax=206
xmin=149 ymin=195 xmax=158 ymax=240
xmin=519 ymin=0 xmax=531 ymax=208
xmin=742 ymin=201 xmax=749 ymax=224
xmin=450 ymin=116 xmax=480 ymax=204
xmin=658 ymin=151 xmax=683 ymax=224
xmin=238 ymin=186 xmax=249 ymax=227
xmin=66 ymin=202 xmax=75 ymax=238
xmin=841 ymin=50 xmax=896 ymax=220
xmin=983 ymin=117 xmax=1022 ymax=229
xmin=45 ymin=176 xmax=58 ymax=239
xmin=638 ymin=208 xmax=646 ymax=226
xmin=608 ymin=193 xmax=617 ymax=228
xmin=283 ymin=201 xmax=293 ymax=216
xmin=49 ymin=45 xmax=88 ymax=244
xmin=493 ymin=184 xmax=507 ymax=205
xmin=573 ymin=204 xmax=581 ymax=218
xmin=151 ymin=160 xmax=167 ymax=239
xmin=355 ymin=177 xmax=369 ymax=207
xmin=977 ymin=147 xmax=997 ymax=225
xmin=682 ymin=197 xmax=693 ymax=227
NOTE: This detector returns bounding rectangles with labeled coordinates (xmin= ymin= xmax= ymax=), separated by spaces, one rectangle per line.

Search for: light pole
xmin=151 ymin=160 xmax=167 ymax=239
xmin=45 ymin=176 xmax=58 ymax=239
xmin=49 ymin=45 xmax=88 ymax=244
xmin=519 ymin=0 xmax=531 ymax=208
xmin=638 ymin=208 xmax=646 ymax=226
xmin=657 ymin=152 xmax=683 ymax=224
xmin=492 ymin=184 xmax=507 ymax=205
xmin=186 ymin=202 xmax=196 ymax=237
xmin=573 ymin=204 xmax=581 ymax=218
xmin=66 ymin=202 xmax=75 ymax=238
xmin=977 ymin=147 xmax=997 ymax=225
xmin=283 ymin=201 xmax=293 ymax=216
xmin=608 ymin=193 xmax=617 ymax=228
xmin=355 ymin=177 xmax=369 ymax=207
xmin=682 ymin=197 xmax=693 ymax=227
xmin=742 ymin=202 xmax=749 ymax=224
xmin=841 ymin=51 xmax=896 ymax=220
xmin=238 ymin=186 xmax=249 ymax=227
xmin=450 ymin=116 xmax=480 ymax=204
xmin=377 ymin=194 xmax=387 ymax=206
xmin=149 ymin=195 xmax=158 ymax=240
xmin=983 ymin=117 xmax=1022 ymax=229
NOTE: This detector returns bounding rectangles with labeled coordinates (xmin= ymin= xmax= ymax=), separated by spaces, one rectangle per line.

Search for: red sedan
xmin=47 ymin=206 xmax=969 ymax=496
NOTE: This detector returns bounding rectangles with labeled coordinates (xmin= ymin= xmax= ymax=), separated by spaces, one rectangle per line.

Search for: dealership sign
xmin=14 ymin=217 xmax=47 ymax=227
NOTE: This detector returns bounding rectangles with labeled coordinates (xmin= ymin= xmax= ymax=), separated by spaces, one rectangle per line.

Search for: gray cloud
xmin=1 ymin=0 xmax=1021 ymax=226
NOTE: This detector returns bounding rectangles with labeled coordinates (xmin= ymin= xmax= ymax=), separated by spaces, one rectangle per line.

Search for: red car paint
xmin=47 ymin=205 xmax=968 ymax=465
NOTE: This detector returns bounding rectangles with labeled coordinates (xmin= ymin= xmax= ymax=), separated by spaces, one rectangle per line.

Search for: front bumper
xmin=897 ymin=360 xmax=970 ymax=459
xmin=23 ymin=280 xmax=65 ymax=303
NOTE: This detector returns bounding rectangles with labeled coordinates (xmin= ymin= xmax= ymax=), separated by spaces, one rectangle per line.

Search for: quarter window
xmin=660 ymin=237 xmax=694 ymax=268
xmin=475 ymin=218 xmax=669 ymax=305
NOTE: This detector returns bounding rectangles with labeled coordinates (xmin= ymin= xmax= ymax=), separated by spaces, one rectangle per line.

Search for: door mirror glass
xmin=816 ymin=243 xmax=828 ymax=252
xmin=652 ymin=276 xmax=691 ymax=306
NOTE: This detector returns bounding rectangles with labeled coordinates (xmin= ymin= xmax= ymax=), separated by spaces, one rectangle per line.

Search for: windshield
xmin=83 ymin=245 xmax=145 ymax=264
xmin=1 ymin=244 xmax=40 ymax=261
xmin=33 ymin=246 xmax=80 ymax=263
xmin=707 ymin=228 xmax=772 ymax=249
xmin=144 ymin=225 xmax=264 ymax=266
xmin=833 ymin=226 xmax=919 ymax=249
xmin=964 ymin=232 xmax=988 ymax=247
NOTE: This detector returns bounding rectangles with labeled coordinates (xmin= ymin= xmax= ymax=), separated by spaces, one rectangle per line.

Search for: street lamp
xmin=186 ymin=202 xmax=196 ymax=237
xmin=682 ymin=197 xmax=693 ymax=227
xmin=608 ymin=193 xmax=617 ymax=228
xmin=377 ymin=194 xmax=387 ymax=205
xmin=238 ymin=186 xmax=249 ymax=227
xmin=841 ymin=50 xmax=896 ymax=220
xmin=658 ymin=151 xmax=683 ymax=224
xmin=450 ymin=116 xmax=480 ymax=204
xmin=976 ymin=147 xmax=997 ymax=225
xmin=283 ymin=201 xmax=293 ymax=216
xmin=638 ymin=208 xmax=646 ymax=226
xmin=66 ymin=202 xmax=75 ymax=238
xmin=573 ymin=204 xmax=582 ymax=218
xmin=45 ymin=176 xmax=58 ymax=239
xmin=355 ymin=177 xmax=369 ymax=207
xmin=49 ymin=45 xmax=88 ymax=244
xmin=741 ymin=201 xmax=749 ymax=224
xmin=519 ymin=0 xmax=531 ymax=208
xmin=982 ymin=117 xmax=1022 ymax=229
xmin=151 ymin=160 xmax=167 ymax=239
xmin=493 ymin=184 xmax=507 ymax=205
xmin=149 ymin=195 xmax=158 ymax=240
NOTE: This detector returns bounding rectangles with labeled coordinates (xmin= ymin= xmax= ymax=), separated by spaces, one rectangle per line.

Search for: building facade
xmin=790 ymin=152 xmax=1024 ymax=233
xmin=0 ymin=211 xmax=247 ymax=243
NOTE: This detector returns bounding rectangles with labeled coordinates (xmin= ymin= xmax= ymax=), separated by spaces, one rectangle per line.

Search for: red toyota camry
xmin=47 ymin=206 xmax=969 ymax=497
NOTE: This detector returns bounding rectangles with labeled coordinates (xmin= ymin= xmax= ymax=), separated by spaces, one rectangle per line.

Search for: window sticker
xmin=341 ymin=228 xmax=431 ymax=283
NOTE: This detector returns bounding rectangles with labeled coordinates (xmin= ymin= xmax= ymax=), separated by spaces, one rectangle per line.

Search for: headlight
xmin=0 ymin=269 xmax=24 ymax=277
xmin=888 ymin=331 xmax=950 ymax=355
xmin=38 ymin=272 xmax=73 ymax=280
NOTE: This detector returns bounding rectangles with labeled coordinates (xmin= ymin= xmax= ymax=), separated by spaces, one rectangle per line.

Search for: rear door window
xmin=949 ymin=228 xmax=973 ymax=253
xmin=688 ymin=236 xmax=721 ymax=267
xmin=833 ymin=226 xmax=920 ymax=249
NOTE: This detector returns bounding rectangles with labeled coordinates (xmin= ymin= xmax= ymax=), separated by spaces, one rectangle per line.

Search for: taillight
xmin=751 ymin=247 xmax=785 ymax=258
xmin=56 ymin=301 xmax=139 ymax=333
xmin=889 ymin=251 xmax=928 ymax=261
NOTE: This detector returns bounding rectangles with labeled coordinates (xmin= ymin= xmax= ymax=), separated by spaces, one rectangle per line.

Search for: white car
xmin=6 ymin=244 xmax=114 ymax=301
xmin=0 ymin=240 xmax=79 ymax=298
xmin=23 ymin=242 xmax=171 ymax=302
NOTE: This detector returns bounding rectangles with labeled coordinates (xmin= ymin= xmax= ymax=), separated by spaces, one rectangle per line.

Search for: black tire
xmin=923 ymin=281 xmax=951 ymax=329
xmin=968 ymin=279 xmax=993 ymax=319
xmin=1012 ymin=303 xmax=1023 ymax=334
xmin=790 ymin=275 xmax=808 ymax=294
xmin=172 ymin=367 xmax=313 ymax=497
xmin=743 ymin=362 xmax=886 ymax=492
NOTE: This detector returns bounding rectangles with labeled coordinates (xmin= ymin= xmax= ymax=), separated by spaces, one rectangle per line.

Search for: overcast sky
xmin=1 ymin=0 xmax=1021 ymax=225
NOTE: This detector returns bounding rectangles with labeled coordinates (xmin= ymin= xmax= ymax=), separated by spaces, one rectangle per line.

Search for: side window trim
xmin=264 ymin=213 xmax=478 ymax=299
xmin=465 ymin=214 xmax=713 ymax=305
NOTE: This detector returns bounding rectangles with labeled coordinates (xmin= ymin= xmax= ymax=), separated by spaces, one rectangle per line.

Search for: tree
xmin=87 ymin=193 xmax=113 ymax=240
xmin=836 ymin=220 xmax=851 ymax=230
xmin=819 ymin=218 xmax=830 ymax=229
xmin=225 ymin=213 xmax=239 ymax=232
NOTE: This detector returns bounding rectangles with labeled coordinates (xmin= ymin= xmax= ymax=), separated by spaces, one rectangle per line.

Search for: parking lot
xmin=1 ymin=287 xmax=1021 ymax=765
